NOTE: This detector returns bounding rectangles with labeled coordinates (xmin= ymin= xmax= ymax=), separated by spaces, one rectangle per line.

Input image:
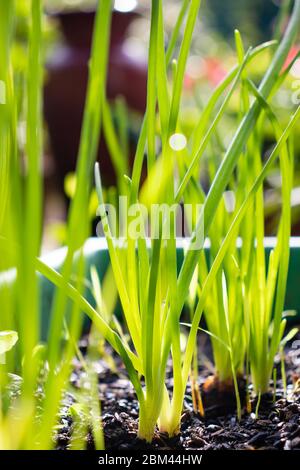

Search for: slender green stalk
xmin=21 ymin=0 xmax=43 ymax=395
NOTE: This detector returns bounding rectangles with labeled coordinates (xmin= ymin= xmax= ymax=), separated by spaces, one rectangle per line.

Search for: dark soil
xmin=56 ymin=332 xmax=300 ymax=451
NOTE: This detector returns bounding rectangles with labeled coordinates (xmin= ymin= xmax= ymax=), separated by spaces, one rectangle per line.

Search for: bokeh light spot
xmin=114 ymin=0 xmax=137 ymax=13
xmin=169 ymin=133 xmax=187 ymax=152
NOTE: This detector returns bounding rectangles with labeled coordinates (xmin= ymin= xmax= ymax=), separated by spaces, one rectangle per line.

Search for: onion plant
xmin=2 ymin=0 xmax=300 ymax=449
xmin=184 ymin=25 xmax=300 ymax=409
xmin=38 ymin=0 xmax=300 ymax=442
xmin=0 ymin=0 xmax=109 ymax=449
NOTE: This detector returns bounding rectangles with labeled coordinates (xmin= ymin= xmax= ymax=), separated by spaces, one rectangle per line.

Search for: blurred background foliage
xmin=10 ymin=0 xmax=300 ymax=248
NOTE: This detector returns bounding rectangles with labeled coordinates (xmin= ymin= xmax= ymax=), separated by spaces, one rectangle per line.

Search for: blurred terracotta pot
xmin=44 ymin=9 xmax=147 ymax=186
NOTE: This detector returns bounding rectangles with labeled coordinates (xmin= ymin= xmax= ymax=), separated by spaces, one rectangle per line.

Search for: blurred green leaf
xmin=0 ymin=331 xmax=18 ymax=355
